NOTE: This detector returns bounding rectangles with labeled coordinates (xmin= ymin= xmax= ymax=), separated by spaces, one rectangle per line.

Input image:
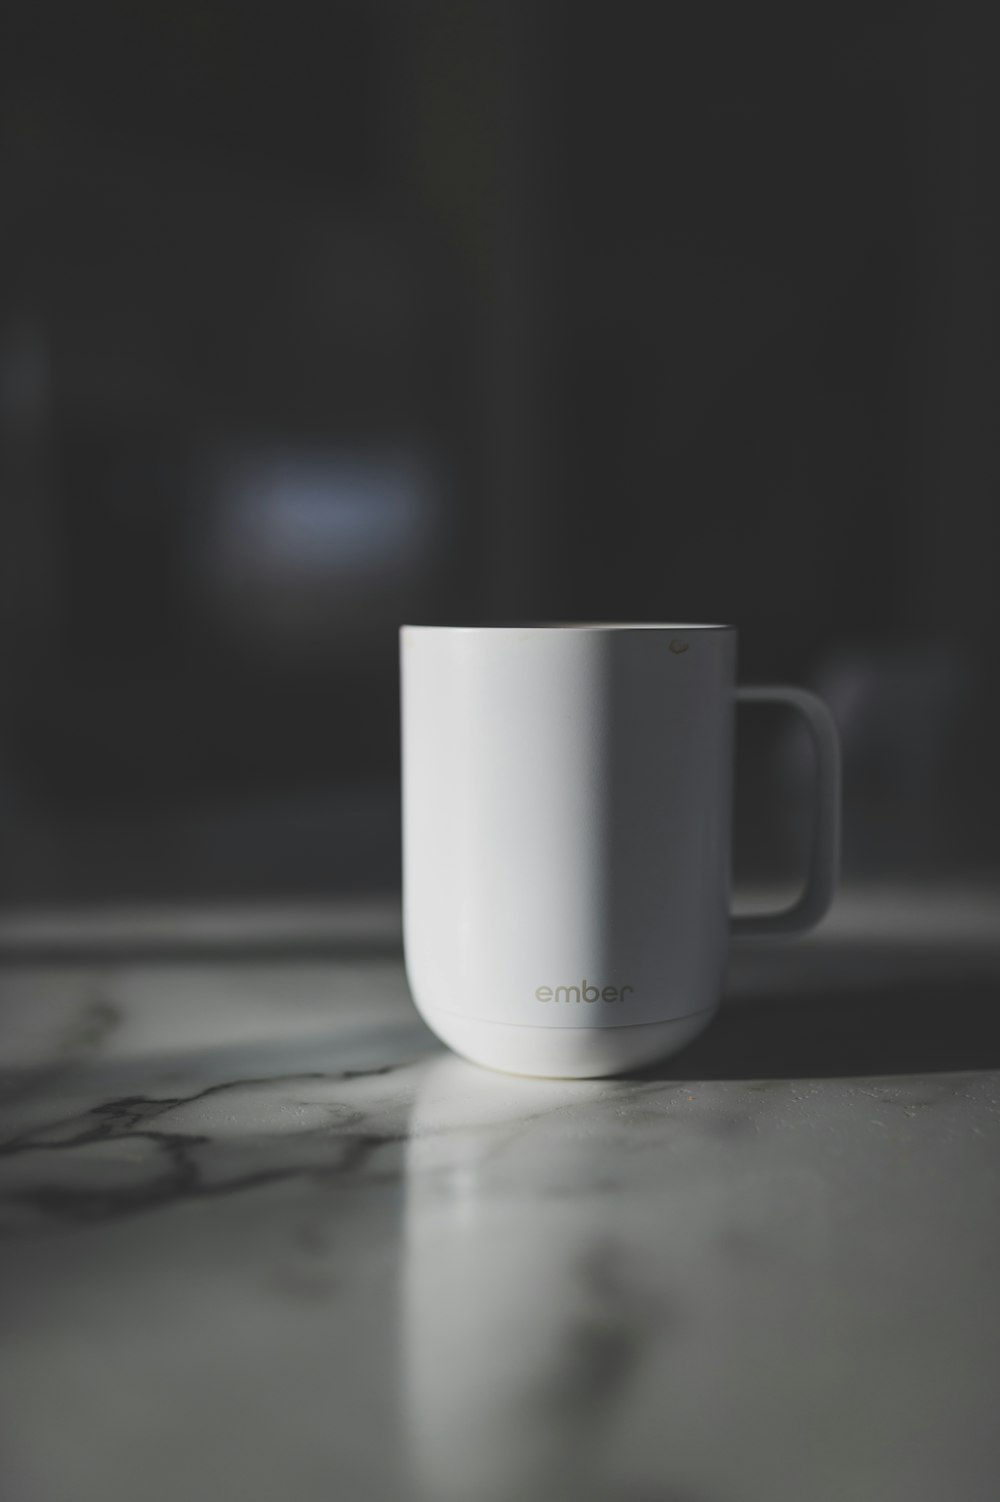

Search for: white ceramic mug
xmin=401 ymin=623 xmax=840 ymax=1078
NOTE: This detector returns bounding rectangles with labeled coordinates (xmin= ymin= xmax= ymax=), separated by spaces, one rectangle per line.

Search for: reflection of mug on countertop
xmin=402 ymin=1055 xmax=810 ymax=1502
xmin=402 ymin=1056 xmax=634 ymax=1502
xmin=402 ymin=624 xmax=840 ymax=1078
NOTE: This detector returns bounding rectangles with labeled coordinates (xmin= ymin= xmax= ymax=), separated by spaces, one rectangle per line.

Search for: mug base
xmin=417 ymin=1007 xmax=715 ymax=1080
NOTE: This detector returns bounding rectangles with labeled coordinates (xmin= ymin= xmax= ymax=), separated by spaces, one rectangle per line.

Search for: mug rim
xmin=401 ymin=622 xmax=735 ymax=633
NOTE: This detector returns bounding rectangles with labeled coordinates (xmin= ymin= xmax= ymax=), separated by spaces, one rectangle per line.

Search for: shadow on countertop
xmin=643 ymin=969 xmax=1000 ymax=1081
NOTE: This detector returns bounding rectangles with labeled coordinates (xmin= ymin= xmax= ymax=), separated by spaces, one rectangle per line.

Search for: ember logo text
xmin=535 ymin=981 xmax=634 ymax=1004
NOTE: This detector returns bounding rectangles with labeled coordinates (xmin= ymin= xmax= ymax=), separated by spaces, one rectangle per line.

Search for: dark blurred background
xmin=1 ymin=0 xmax=998 ymax=921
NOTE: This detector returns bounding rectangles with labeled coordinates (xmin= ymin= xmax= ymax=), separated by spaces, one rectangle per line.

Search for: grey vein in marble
xmin=1 ymin=942 xmax=999 ymax=1502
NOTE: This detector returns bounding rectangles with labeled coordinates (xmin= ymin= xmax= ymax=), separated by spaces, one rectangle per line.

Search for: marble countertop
xmin=2 ymin=899 xmax=1000 ymax=1502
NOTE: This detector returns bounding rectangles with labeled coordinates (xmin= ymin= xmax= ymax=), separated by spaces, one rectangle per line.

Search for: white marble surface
xmin=2 ymin=918 xmax=1000 ymax=1502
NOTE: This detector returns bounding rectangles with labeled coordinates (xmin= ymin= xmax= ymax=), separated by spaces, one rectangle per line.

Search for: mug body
xmin=401 ymin=624 xmax=737 ymax=1077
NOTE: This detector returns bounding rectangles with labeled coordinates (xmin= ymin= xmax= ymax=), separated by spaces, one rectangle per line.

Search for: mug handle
xmin=730 ymin=685 xmax=842 ymax=941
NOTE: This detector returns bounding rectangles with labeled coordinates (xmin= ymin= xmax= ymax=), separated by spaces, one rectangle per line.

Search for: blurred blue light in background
xmin=199 ymin=447 xmax=439 ymax=655
xmin=219 ymin=451 xmax=432 ymax=571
